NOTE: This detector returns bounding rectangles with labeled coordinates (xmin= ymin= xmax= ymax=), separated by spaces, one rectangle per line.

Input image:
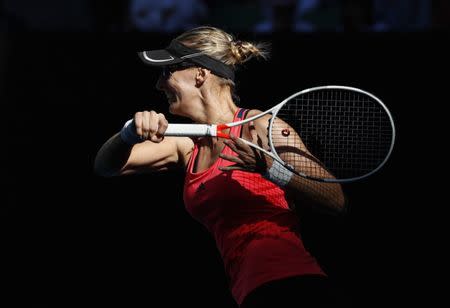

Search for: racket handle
xmin=165 ymin=124 xmax=217 ymax=137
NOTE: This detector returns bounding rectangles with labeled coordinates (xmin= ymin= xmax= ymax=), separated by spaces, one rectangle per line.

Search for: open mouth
xmin=164 ymin=90 xmax=177 ymax=104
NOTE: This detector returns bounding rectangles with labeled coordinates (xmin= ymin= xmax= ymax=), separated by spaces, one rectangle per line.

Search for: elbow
xmin=93 ymin=156 xmax=105 ymax=177
xmin=328 ymin=190 xmax=348 ymax=216
xmin=94 ymin=166 xmax=110 ymax=178
xmin=334 ymin=199 xmax=348 ymax=215
xmin=315 ymin=187 xmax=347 ymax=216
xmin=94 ymin=166 xmax=118 ymax=178
xmin=93 ymin=164 xmax=111 ymax=178
xmin=93 ymin=156 xmax=118 ymax=178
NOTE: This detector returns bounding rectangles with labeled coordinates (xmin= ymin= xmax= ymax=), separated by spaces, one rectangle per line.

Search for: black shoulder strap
xmin=236 ymin=108 xmax=249 ymax=120
xmin=237 ymin=108 xmax=250 ymax=138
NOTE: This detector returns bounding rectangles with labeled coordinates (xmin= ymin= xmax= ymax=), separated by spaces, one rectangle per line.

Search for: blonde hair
xmin=175 ymin=26 xmax=269 ymax=68
xmin=174 ymin=26 xmax=269 ymax=102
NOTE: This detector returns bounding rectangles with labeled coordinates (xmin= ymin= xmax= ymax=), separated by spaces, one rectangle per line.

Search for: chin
xmin=168 ymin=105 xmax=175 ymax=114
xmin=168 ymin=103 xmax=180 ymax=115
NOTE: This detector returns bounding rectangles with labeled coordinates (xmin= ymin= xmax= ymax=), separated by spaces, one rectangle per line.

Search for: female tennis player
xmin=94 ymin=26 xmax=345 ymax=307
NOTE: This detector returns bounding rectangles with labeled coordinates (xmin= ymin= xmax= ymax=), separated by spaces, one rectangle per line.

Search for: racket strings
xmin=272 ymin=89 xmax=394 ymax=180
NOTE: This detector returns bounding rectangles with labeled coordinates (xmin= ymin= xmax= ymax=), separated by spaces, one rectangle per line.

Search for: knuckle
xmin=134 ymin=112 xmax=142 ymax=121
xmin=159 ymin=121 xmax=168 ymax=129
xmin=141 ymin=120 xmax=149 ymax=130
xmin=149 ymin=124 xmax=158 ymax=134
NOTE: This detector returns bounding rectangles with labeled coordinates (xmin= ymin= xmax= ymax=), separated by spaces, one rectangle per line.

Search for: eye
xmin=162 ymin=63 xmax=195 ymax=77
xmin=161 ymin=66 xmax=175 ymax=78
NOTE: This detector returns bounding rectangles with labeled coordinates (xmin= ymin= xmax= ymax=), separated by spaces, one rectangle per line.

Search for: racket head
xmin=268 ymin=85 xmax=396 ymax=183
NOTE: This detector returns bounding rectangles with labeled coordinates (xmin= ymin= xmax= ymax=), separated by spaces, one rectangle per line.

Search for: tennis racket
xmin=164 ymin=85 xmax=395 ymax=183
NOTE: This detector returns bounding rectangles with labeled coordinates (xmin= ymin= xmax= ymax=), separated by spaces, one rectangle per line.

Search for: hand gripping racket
xmin=164 ymin=85 xmax=396 ymax=183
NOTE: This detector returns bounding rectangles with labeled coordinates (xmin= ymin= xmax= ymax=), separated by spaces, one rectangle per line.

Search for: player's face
xmin=156 ymin=64 xmax=201 ymax=117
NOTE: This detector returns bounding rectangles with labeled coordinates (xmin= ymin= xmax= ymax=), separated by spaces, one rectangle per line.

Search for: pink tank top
xmin=183 ymin=108 xmax=325 ymax=305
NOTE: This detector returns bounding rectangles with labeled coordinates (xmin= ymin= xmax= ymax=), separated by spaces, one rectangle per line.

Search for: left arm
xmin=218 ymin=114 xmax=346 ymax=214
xmin=267 ymin=159 xmax=346 ymax=214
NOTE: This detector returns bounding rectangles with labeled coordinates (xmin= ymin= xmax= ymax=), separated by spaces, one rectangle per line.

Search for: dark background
xmin=2 ymin=1 xmax=448 ymax=307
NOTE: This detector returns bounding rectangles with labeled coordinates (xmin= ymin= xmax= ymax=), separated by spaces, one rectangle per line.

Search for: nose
xmin=155 ymin=74 xmax=166 ymax=91
xmin=155 ymin=67 xmax=171 ymax=90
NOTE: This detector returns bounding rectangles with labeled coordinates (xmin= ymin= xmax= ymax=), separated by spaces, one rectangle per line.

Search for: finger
xmin=134 ymin=112 xmax=143 ymax=137
xmin=219 ymin=153 xmax=245 ymax=165
xmin=219 ymin=165 xmax=247 ymax=172
xmin=223 ymin=140 xmax=241 ymax=154
xmin=250 ymin=146 xmax=267 ymax=172
xmin=141 ymin=111 xmax=151 ymax=140
xmin=157 ymin=113 xmax=168 ymax=136
xmin=229 ymin=133 xmax=247 ymax=148
xmin=153 ymin=113 xmax=167 ymax=143
xmin=148 ymin=111 xmax=159 ymax=141
xmin=229 ymin=133 xmax=252 ymax=152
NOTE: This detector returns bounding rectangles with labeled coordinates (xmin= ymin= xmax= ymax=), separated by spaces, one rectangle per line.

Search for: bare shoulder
xmin=245 ymin=109 xmax=271 ymax=132
xmin=246 ymin=109 xmax=266 ymax=119
xmin=247 ymin=108 xmax=294 ymax=129
xmin=240 ymin=109 xmax=270 ymax=147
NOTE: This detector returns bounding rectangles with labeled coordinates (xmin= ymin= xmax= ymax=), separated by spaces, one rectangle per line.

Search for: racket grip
xmin=165 ymin=124 xmax=217 ymax=137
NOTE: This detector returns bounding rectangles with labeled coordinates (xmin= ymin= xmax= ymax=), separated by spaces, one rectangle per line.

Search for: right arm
xmin=94 ymin=111 xmax=194 ymax=177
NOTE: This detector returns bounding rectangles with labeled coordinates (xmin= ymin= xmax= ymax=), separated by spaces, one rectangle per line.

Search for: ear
xmin=195 ymin=67 xmax=210 ymax=87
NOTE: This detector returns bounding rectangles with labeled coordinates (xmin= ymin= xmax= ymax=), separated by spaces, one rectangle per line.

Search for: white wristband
xmin=120 ymin=119 xmax=143 ymax=145
xmin=263 ymin=160 xmax=293 ymax=187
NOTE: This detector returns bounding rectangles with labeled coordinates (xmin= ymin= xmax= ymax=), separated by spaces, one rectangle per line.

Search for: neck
xmin=195 ymin=85 xmax=238 ymax=124
xmin=194 ymin=86 xmax=237 ymax=148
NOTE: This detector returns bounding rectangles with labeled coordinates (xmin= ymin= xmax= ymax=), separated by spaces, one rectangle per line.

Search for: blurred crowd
xmin=1 ymin=0 xmax=449 ymax=32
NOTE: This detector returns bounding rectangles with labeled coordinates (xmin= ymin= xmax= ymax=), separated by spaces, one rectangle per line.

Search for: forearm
xmin=94 ymin=133 xmax=133 ymax=177
xmin=264 ymin=159 xmax=346 ymax=214
xmin=285 ymin=175 xmax=346 ymax=214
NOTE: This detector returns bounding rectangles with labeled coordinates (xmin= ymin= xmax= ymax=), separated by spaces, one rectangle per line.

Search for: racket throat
xmin=217 ymin=124 xmax=231 ymax=139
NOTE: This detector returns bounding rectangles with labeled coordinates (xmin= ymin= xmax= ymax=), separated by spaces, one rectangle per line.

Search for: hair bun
xmin=229 ymin=39 xmax=269 ymax=66
xmin=233 ymin=40 xmax=243 ymax=47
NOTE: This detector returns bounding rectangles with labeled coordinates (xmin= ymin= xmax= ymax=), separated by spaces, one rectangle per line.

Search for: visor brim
xmin=138 ymin=49 xmax=183 ymax=66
